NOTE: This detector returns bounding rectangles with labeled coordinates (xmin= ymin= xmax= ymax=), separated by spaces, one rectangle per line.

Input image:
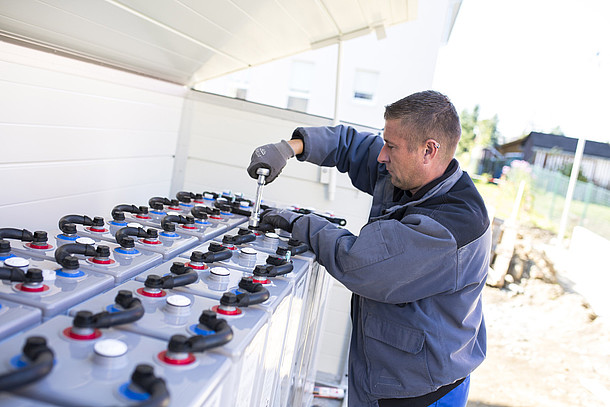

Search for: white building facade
xmin=195 ymin=0 xmax=461 ymax=130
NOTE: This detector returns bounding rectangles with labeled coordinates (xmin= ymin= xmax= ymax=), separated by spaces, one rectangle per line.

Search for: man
xmin=248 ymin=90 xmax=490 ymax=407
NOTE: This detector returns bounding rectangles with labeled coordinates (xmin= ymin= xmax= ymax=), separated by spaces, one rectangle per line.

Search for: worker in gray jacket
xmin=248 ymin=90 xmax=490 ymax=407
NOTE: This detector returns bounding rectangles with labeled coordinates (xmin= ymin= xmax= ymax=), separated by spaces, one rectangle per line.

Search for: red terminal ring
xmin=86 ymin=226 xmax=108 ymax=233
xmin=253 ymin=277 xmax=270 ymax=285
xmin=141 ymin=239 xmax=162 ymax=245
xmin=26 ymin=243 xmax=53 ymax=250
xmin=16 ymin=283 xmax=50 ymax=292
xmin=63 ymin=327 xmax=102 ymax=341
xmin=158 ymin=351 xmax=196 ymax=366
xmin=185 ymin=262 xmax=208 ymax=270
xmin=212 ymin=305 xmax=242 ymax=316
xmin=90 ymin=258 xmax=115 ymax=265
xmin=137 ymin=287 xmax=166 ymax=298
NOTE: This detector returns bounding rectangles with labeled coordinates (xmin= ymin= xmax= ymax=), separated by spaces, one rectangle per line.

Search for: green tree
xmin=550 ymin=126 xmax=564 ymax=136
xmin=478 ymin=114 xmax=500 ymax=147
xmin=457 ymin=106 xmax=501 ymax=171
xmin=458 ymin=106 xmax=500 ymax=154
xmin=457 ymin=105 xmax=479 ymax=156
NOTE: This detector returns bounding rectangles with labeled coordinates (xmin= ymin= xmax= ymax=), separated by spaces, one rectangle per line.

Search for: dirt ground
xmin=467 ymin=228 xmax=610 ymax=407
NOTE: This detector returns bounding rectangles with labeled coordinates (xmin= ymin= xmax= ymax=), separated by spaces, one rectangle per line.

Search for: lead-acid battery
xmin=0 ymin=255 xmax=113 ymax=320
xmin=69 ymin=276 xmax=270 ymax=407
xmin=0 ymin=315 xmax=232 ymax=407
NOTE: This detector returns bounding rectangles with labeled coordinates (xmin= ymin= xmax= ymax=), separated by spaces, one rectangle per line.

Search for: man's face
xmin=377 ymin=119 xmax=425 ymax=192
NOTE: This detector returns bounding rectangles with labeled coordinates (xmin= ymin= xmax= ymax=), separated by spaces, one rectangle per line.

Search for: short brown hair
xmin=384 ymin=90 xmax=461 ymax=159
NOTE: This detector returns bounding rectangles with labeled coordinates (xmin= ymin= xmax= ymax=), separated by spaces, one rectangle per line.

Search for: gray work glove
xmin=259 ymin=209 xmax=303 ymax=233
xmin=247 ymin=140 xmax=295 ymax=184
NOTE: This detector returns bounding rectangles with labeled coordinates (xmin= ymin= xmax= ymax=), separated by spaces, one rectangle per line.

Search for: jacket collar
xmin=383 ymin=159 xmax=463 ymax=215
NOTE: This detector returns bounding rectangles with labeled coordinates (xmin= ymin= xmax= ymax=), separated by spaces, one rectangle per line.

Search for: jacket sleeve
xmin=291 ymin=213 xmax=459 ymax=304
xmin=292 ymin=125 xmax=384 ymax=195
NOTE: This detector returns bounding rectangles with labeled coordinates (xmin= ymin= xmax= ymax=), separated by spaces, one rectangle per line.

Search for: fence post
xmin=557 ymin=136 xmax=587 ymax=244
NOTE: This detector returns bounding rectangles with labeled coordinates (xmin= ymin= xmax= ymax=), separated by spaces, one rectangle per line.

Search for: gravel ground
xmin=467 ymin=229 xmax=610 ymax=407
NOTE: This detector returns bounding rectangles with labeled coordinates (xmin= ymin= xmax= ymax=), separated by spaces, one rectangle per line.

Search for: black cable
xmin=54 ymin=243 xmax=97 ymax=266
xmin=0 ymin=228 xmax=33 ymax=242
xmin=0 ymin=266 xmax=26 ymax=282
xmin=0 ymin=336 xmax=55 ymax=391
xmin=72 ymin=291 xmax=144 ymax=329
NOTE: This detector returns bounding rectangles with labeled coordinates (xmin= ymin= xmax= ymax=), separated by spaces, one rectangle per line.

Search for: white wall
xmin=198 ymin=45 xmax=339 ymax=121
xmin=175 ymin=90 xmax=376 ymax=233
xmin=339 ymin=0 xmax=452 ymax=128
xmin=0 ymin=41 xmax=187 ymax=232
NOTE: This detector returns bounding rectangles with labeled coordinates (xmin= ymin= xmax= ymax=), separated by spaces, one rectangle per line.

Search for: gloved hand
xmin=259 ymin=209 xmax=303 ymax=233
xmin=247 ymin=140 xmax=295 ymax=184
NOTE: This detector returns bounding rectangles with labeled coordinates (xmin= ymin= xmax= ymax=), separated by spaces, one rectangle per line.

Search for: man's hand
xmin=247 ymin=140 xmax=295 ymax=184
xmin=259 ymin=209 xmax=303 ymax=233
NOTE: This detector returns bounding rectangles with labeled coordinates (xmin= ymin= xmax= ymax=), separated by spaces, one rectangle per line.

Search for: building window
xmin=287 ymin=61 xmax=314 ymax=112
xmin=235 ymin=88 xmax=248 ymax=100
xmin=290 ymin=61 xmax=314 ymax=93
xmin=287 ymin=96 xmax=309 ymax=112
xmin=230 ymin=70 xmax=250 ymax=100
xmin=353 ymin=69 xmax=379 ymax=101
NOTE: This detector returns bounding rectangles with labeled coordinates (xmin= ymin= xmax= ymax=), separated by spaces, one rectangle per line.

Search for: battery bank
xmin=69 ymin=278 xmax=269 ymax=407
xmin=0 ymin=315 xmax=231 ymax=407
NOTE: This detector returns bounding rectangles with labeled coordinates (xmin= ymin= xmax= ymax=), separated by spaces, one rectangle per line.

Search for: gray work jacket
xmin=290 ymin=125 xmax=490 ymax=406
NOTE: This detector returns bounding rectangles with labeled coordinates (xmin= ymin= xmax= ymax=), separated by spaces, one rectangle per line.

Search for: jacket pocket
xmin=363 ymin=313 xmax=433 ymax=397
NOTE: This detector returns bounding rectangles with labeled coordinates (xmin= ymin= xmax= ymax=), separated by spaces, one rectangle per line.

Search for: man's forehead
xmin=383 ymin=119 xmax=407 ymax=141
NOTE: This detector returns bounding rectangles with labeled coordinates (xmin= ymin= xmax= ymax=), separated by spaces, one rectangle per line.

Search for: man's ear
xmin=423 ymin=139 xmax=440 ymax=163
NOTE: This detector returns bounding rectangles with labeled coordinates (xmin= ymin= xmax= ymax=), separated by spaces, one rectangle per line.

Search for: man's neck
xmin=401 ymin=159 xmax=458 ymax=202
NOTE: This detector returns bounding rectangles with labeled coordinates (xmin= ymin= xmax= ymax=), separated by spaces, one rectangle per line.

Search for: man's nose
xmin=378 ymin=145 xmax=388 ymax=163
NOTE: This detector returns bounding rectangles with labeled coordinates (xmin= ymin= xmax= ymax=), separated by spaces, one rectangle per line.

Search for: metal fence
xmin=529 ymin=167 xmax=610 ymax=240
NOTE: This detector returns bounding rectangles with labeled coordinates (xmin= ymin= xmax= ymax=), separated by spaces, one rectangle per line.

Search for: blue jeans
xmin=428 ymin=376 xmax=470 ymax=407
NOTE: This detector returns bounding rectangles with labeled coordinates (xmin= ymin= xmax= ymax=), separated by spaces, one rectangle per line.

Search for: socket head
xmin=256 ymin=168 xmax=270 ymax=176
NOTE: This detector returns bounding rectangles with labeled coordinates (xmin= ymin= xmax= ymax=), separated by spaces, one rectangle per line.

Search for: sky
xmin=432 ymin=0 xmax=610 ymax=143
